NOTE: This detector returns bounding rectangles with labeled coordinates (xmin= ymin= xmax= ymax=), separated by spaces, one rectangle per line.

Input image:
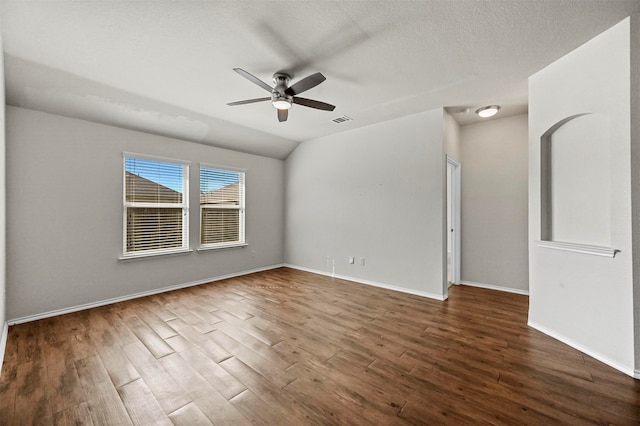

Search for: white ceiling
xmin=1 ymin=1 xmax=638 ymax=159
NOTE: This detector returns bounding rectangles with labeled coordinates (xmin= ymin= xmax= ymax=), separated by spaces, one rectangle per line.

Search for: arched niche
xmin=539 ymin=113 xmax=616 ymax=257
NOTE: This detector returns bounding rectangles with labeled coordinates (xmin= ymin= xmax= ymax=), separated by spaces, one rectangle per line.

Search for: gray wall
xmin=285 ymin=108 xmax=446 ymax=299
xmin=443 ymin=111 xmax=461 ymax=161
xmin=6 ymin=107 xmax=285 ymax=320
xmin=528 ymin=18 xmax=634 ymax=374
xmin=460 ymin=114 xmax=529 ymax=292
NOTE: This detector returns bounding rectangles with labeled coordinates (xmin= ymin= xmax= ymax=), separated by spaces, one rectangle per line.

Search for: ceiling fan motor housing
xmin=272 ymin=73 xmax=291 ymax=92
xmin=272 ymin=73 xmax=293 ymax=108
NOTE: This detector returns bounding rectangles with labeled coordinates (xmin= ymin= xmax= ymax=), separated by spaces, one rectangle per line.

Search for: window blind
xmin=124 ymin=156 xmax=189 ymax=255
xmin=200 ymin=166 xmax=245 ymax=247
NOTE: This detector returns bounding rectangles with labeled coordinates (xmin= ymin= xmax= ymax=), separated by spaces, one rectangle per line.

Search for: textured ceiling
xmin=1 ymin=0 xmax=638 ymax=159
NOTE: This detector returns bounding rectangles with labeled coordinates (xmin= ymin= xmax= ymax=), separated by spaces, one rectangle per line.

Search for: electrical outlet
xmin=360 ymin=257 xmax=366 ymax=266
xmin=349 ymin=256 xmax=355 ymax=264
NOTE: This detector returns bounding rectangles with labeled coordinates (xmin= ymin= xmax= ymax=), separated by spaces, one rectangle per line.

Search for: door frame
xmin=446 ymin=155 xmax=461 ymax=295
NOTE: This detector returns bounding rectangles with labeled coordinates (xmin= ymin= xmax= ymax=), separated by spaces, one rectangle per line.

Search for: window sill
xmin=119 ymin=248 xmax=193 ymax=262
xmin=536 ymin=241 xmax=618 ymax=258
xmin=198 ymin=243 xmax=248 ymax=252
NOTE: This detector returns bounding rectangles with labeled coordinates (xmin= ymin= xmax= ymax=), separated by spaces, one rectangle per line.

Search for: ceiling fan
xmin=227 ymin=68 xmax=336 ymax=122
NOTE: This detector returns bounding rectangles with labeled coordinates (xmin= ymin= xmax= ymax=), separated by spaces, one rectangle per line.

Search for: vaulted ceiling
xmin=1 ymin=1 xmax=638 ymax=159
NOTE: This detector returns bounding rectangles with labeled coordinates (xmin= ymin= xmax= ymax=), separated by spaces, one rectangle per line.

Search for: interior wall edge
xmin=7 ymin=263 xmax=284 ymax=326
xmin=629 ymin=11 xmax=640 ymax=377
xmin=0 ymin=322 xmax=8 ymax=377
xmin=459 ymin=280 xmax=529 ymax=296
xmin=528 ymin=320 xmax=636 ymax=379
xmin=284 ymin=263 xmax=447 ymax=301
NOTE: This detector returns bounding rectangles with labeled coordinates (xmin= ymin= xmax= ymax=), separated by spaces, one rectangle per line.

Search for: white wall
xmin=285 ymin=109 xmax=446 ymax=299
xmin=632 ymin=14 xmax=640 ymax=376
xmin=460 ymin=114 xmax=529 ymax=292
xmin=0 ymin=21 xmax=7 ymax=369
xmin=6 ymin=107 xmax=285 ymax=320
xmin=546 ymin=114 xmax=611 ymax=246
xmin=529 ymin=18 xmax=635 ymax=375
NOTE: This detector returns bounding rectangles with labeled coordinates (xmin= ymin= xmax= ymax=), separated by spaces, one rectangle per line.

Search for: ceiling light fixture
xmin=272 ymin=93 xmax=292 ymax=110
xmin=272 ymin=99 xmax=292 ymax=110
xmin=476 ymin=105 xmax=500 ymax=118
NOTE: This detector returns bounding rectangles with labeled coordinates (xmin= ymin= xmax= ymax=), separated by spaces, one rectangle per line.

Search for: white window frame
xmin=199 ymin=163 xmax=247 ymax=250
xmin=121 ymin=152 xmax=191 ymax=260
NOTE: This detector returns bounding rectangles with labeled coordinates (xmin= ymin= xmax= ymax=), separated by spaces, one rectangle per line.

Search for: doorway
xmin=446 ymin=156 xmax=461 ymax=294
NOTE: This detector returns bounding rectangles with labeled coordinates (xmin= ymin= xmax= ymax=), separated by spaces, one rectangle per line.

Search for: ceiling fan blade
xmin=227 ymin=97 xmax=271 ymax=106
xmin=293 ymin=97 xmax=336 ymax=111
xmin=277 ymin=109 xmax=288 ymax=122
xmin=233 ymin=68 xmax=273 ymax=93
xmin=285 ymin=72 xmax=326 ymax=96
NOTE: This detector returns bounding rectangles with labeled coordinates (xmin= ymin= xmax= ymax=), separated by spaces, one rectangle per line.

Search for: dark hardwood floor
xmin=0 ymin=267 xmax=639 ymax=425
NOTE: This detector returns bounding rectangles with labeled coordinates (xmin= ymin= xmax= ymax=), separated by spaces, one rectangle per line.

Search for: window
xmin=123 ymin=154 xmax=189 ymax=257
xmin=200 ymin=165 xmax=245 ymax=248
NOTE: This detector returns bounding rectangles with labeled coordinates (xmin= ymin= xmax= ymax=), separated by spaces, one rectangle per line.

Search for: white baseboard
xmin=8 ymin=264 xmax=285 ymax=325
xmin=528 ymin=320 xmax=637 ymax=379
xmin=459 ymin=280 xmax=529 ymax=296
xmin=0 ymin=321 xmax=8 ymax=377
xmin=284 ymin=264 xmax=446 ymax=301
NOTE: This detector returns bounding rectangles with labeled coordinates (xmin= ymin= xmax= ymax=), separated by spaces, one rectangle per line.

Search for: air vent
xmin=331 ymin=115 xmax=353 ymax=124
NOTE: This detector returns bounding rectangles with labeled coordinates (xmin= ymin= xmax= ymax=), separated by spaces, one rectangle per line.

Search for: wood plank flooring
xmin=1 ymin=267 xmax=639 ymax=425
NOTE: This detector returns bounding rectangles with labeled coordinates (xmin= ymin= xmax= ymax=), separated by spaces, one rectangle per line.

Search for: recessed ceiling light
xmin=476 ymin=105 xmax=500 ymax=118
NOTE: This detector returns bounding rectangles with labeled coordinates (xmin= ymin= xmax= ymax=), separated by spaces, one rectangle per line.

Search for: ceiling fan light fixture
xmin=272 ymin=98 xmax=292 ymax=110
xmin=272 ymin=91 xmax=292 ymax=110
xmin=476 ymin=105 xmax=500 ymax=118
